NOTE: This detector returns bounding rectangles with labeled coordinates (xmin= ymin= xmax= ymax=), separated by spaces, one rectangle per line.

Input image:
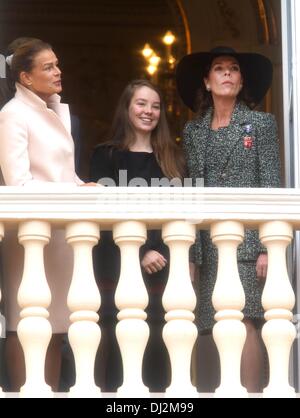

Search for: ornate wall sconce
xmin=141 ymin=30 xmax=177 ymax=82
xmin=140 ymin=30 xmax=185 ymax=141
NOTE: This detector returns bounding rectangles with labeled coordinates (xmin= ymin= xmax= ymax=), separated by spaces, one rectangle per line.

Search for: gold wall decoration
xmin=252 ymin=0 xmax=279 ymax=45
xmin=217 ymin=0 xmax=241 ymax=39
xmin=175 ymin=0 xmax=192 ymax=54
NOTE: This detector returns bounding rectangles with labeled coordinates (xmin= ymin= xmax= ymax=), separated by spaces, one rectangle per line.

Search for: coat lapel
xmin=224 ymin=102 xmax=251 ymax=156
xmin=191 ymin=108 xmax=212 ymax=178
xmin=49 ymin=102 xmax=71 ymax=134
xmin=211 ymin=103 xmax=253 ymax=173
xmin=15 ymin=83 xmax=72 ymax=136
xmin=189 ymin=103 xmax=254 ymax=180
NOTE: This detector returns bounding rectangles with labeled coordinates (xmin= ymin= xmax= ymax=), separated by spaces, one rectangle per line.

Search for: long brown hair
xmin=195 ymin=58 xmax=255 ymax=119
xmin=106 ymin=79 xmax=185 ymax=179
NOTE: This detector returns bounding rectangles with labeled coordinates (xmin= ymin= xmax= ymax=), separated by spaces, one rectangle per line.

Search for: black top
xmin=90 ymin=145 xmax=169 ymax=301
xmin=90 ymin=145 xmax=166 ymax=186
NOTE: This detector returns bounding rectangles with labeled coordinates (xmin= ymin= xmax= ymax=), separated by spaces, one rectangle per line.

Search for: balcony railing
xmin=0 ymin=186 xmax=298 ymax=398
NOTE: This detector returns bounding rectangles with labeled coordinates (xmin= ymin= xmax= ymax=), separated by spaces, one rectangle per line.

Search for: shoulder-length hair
xmin=106 ymin=79 xmax=185 ymax=179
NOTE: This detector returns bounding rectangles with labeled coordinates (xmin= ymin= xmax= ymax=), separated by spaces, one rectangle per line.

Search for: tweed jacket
xmin=183 ymin=102 xmax=281 ymax=264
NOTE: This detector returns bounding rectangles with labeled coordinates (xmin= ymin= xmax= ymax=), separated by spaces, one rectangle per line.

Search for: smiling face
xmin=204 ymin=55 xmax=243 ymax=101
xmin=128 ymin=86 xmax=161 ymax=135
xmin=20 ymin=49 xmax=62 ymax=100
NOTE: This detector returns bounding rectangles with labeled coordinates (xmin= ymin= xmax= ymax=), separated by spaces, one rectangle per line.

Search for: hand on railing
xmin=141 ymin=250 xmax=167 ymax=274
xmin=79 ymin=182 xmax=103 ymax=187
xmin=256 ymin=253 xmax=268 ymax=281
xmin=189 ymin=262 xmax=196 ymax=282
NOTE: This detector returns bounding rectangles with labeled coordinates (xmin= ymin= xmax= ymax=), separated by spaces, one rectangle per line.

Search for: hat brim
xmin=176 ymin=51 xmax=273 ymax=112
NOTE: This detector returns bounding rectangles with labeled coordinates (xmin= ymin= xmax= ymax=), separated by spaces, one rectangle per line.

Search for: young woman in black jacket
xmin=90 ymin=79 xmax=185 ymax=392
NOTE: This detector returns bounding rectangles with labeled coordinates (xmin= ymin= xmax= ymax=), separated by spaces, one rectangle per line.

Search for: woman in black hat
xmin=176 ymin=47 xmax=281 ymax=393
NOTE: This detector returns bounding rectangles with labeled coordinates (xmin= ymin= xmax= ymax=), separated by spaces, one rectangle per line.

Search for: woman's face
xmin=204 ymin=55 xmax=243 ymax=100
xmin=128 ymin=86 xmax=161 ymax=135
xmin=21 ymin=49 xmax=62 ymax=99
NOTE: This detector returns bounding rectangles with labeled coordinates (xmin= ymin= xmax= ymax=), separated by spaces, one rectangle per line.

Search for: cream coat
xmin=0 ymin=83 xmax=82 ymax=186
xmin=0 ymin=83 xmax=83 ymax=332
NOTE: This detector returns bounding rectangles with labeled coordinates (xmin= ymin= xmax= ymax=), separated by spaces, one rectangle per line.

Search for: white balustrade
xmin=0 ymin=187 xmax=300 ymax=397
xmin=65 ymin=221 xmax=101 ymax=398
xmin=113 ymin=221 xmax=149 ymax=397
xmin=162 ymin=221 xmax=197 ymax=397
xmin=17 ymin=221 xmax=52 ymax=398
xmin=211 ymin=221 xmax=247 ymax=398
xmin=259 ymin=221 xmax=296 ymax=398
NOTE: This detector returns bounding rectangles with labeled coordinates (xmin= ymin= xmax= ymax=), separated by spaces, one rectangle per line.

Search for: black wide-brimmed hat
xmin=176 ymin=46 xmax=273 ymax=112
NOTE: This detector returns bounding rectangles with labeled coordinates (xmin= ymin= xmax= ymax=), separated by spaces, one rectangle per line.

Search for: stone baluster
xmin=211 ymin=221 xmax=247 ymax=398
xmin=113 ymin=221 xmax=149 ymax=397
xmin=259 ymin=221 xmax=296 ymax=398
xmin=0 ymin=223 xmax=4 ymax=397
xmin=65 ymin=222 xmax=101 ymax=398
xmin=17 ymin=221 xmax=52 ymax=398
xmin=162 ymin=221 xmax=197 ymax=397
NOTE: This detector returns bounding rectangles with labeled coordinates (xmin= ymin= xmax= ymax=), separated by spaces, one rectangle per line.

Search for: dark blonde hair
xmin=106 ymin=79 xmax=186 ymax=179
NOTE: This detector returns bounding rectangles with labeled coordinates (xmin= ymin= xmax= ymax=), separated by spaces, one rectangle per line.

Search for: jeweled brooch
xmin=243 ymin=124 xmax=254 ymax=149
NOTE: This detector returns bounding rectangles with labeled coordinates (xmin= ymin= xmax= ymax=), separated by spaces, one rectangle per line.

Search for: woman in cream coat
xmin=0 ymin=39 xmax=86 ymax=391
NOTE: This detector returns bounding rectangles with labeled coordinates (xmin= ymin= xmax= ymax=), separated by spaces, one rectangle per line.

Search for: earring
xmin=206 ymin=85 xmax=211 ymax=92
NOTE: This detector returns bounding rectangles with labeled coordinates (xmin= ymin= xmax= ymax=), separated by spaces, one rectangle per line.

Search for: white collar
xmin=15 ymin=82 xmax=62 ymax=110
